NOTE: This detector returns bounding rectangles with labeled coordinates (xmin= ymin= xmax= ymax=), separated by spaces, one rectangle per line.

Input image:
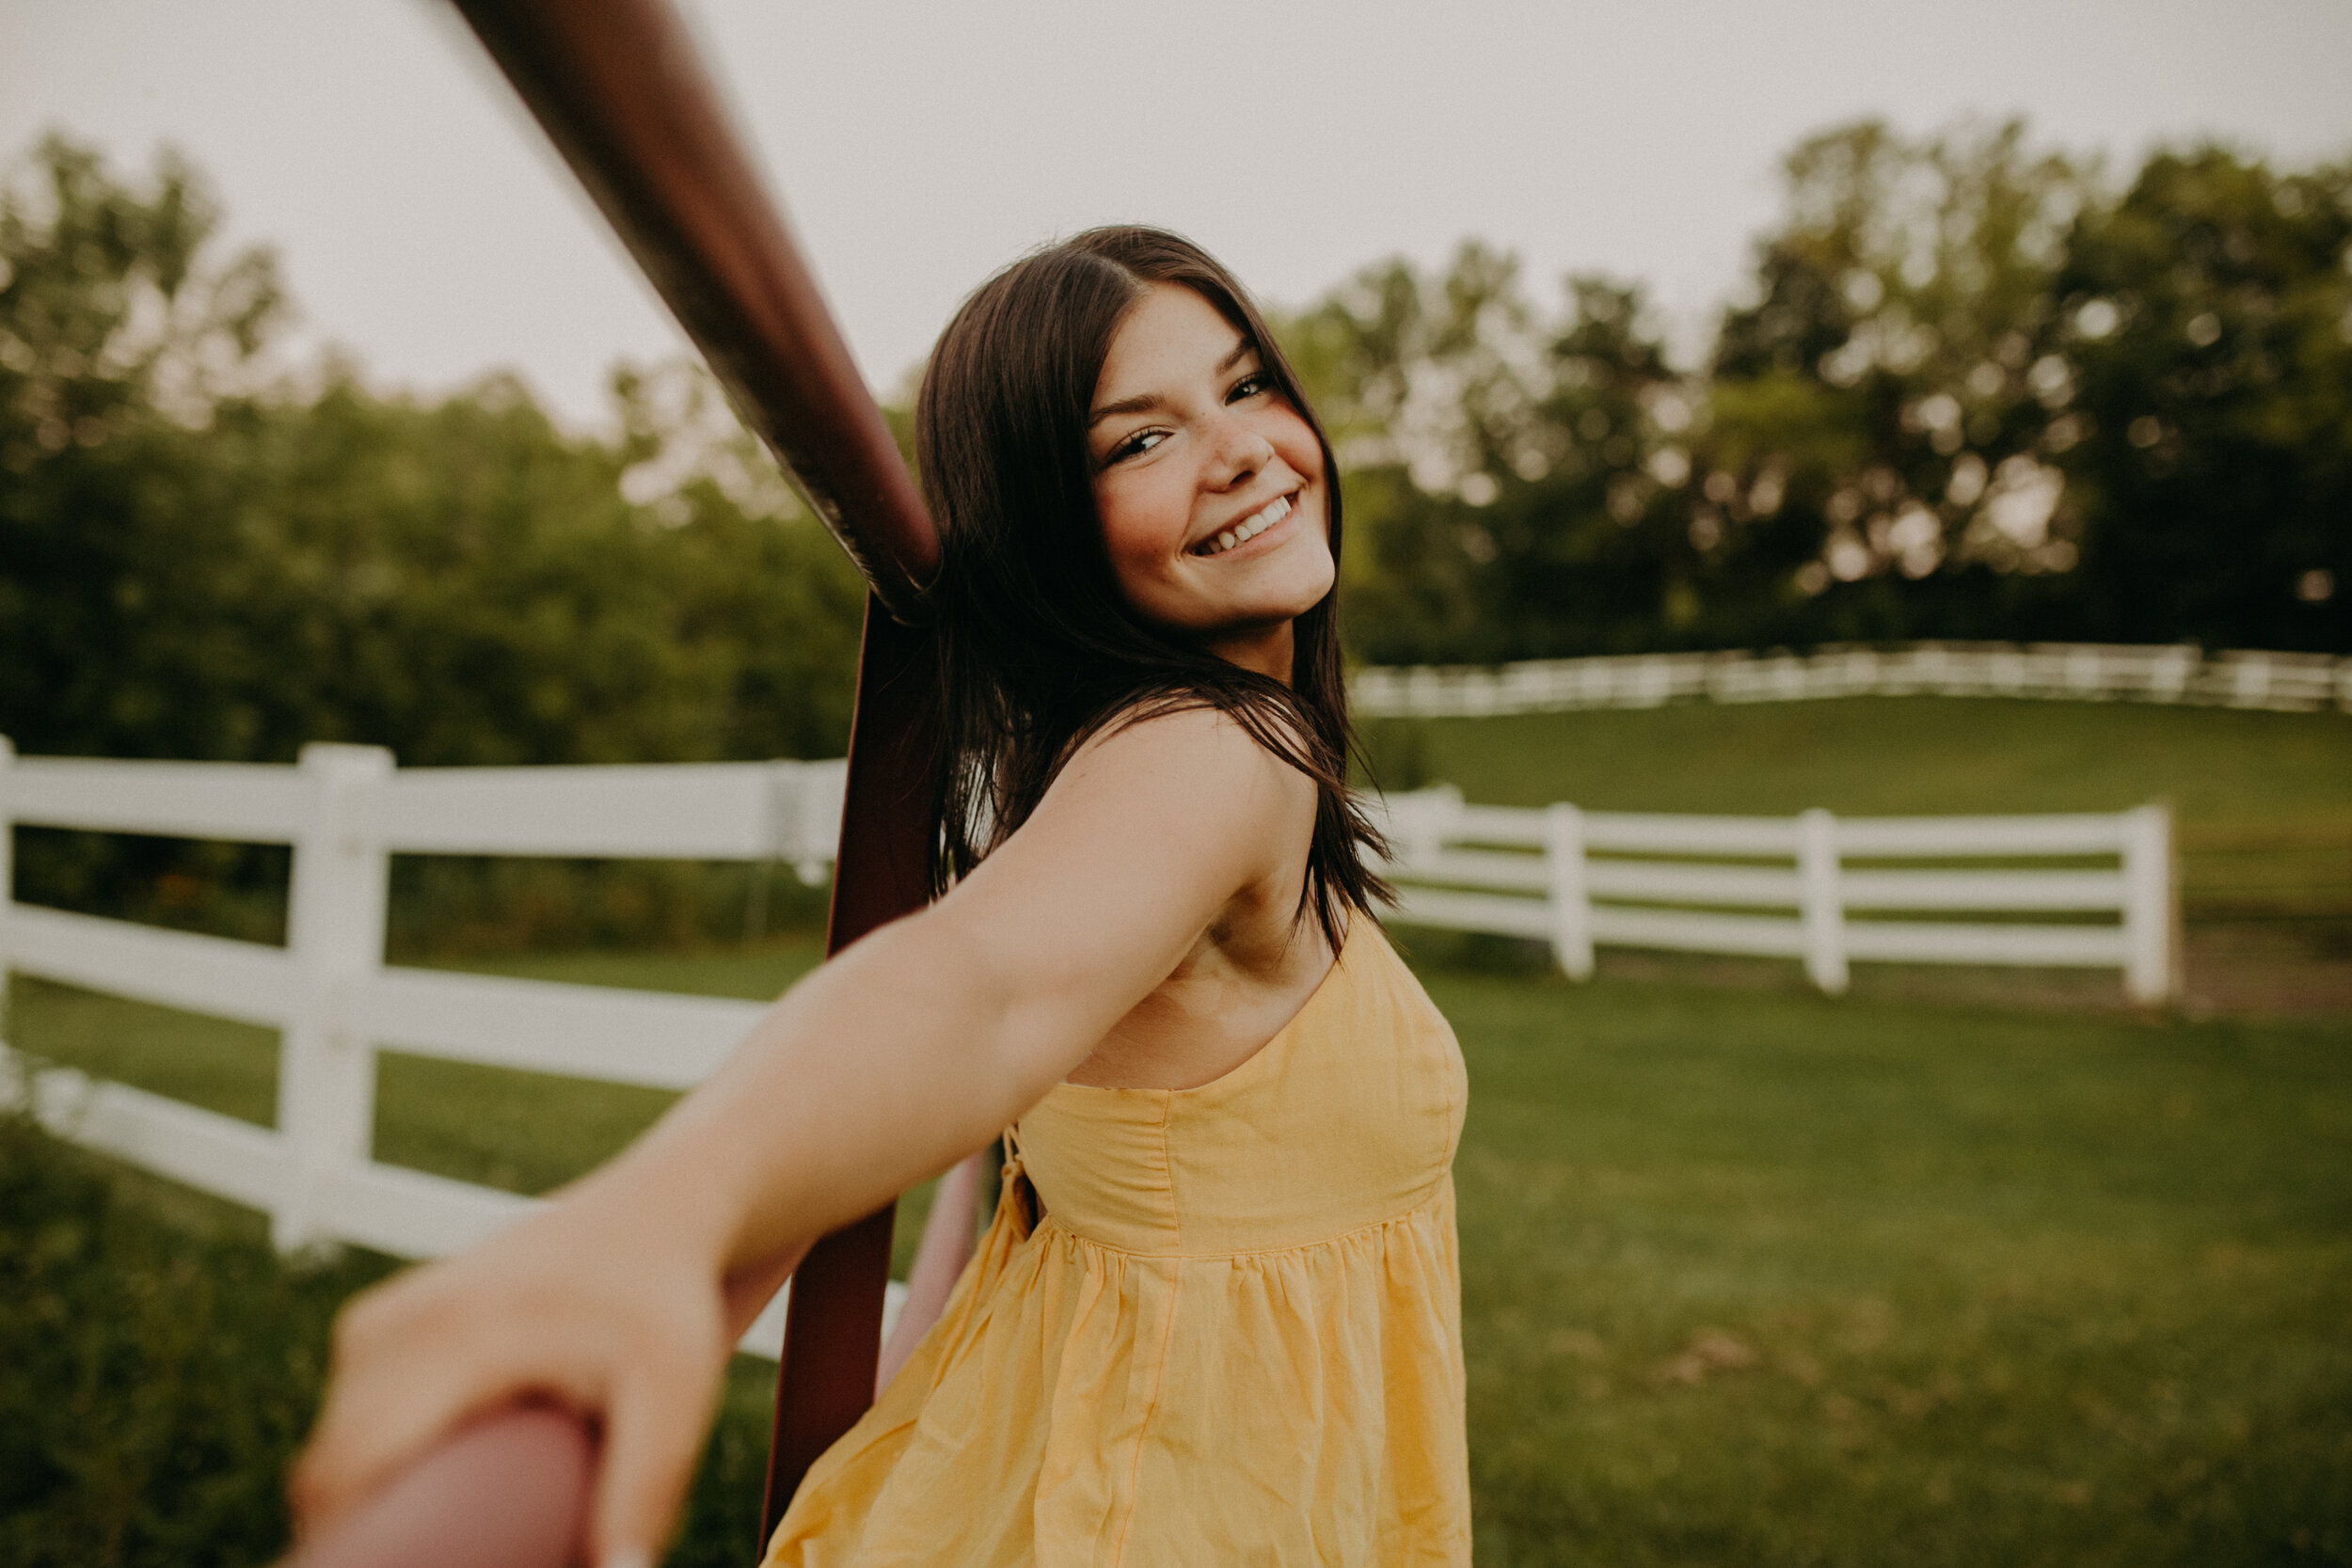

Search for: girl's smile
xmin=1190 ymin=489 xmax=1297 ymax=557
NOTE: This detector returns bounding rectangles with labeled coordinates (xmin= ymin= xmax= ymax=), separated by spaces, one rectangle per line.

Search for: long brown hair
xmin=915 ymin=226 xmax=1389 ymax=947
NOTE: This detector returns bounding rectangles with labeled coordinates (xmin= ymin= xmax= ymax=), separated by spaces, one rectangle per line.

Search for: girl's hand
xmin=290 ymin=1192 xmax=752 ymax=1568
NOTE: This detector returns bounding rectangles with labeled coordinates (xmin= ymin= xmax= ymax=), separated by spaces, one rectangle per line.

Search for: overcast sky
xmin=6 ymin=1 xmax=2349 ymax=430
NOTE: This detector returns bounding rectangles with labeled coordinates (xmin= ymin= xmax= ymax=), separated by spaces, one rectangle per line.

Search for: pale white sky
xmin=5 ymin=1 xmax=2348 ymax=429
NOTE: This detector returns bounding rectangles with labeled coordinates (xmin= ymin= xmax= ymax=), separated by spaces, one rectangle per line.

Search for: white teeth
xmin=1195 ymin=494 xmax=1295 ymax=556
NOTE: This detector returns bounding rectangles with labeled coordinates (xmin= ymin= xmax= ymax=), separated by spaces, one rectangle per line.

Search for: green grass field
xmin=1362 ymin=697 xmax=2352 ymax=827
xmin=10 ymin=941 xmax=2349 ymax=1563
xmin=1367 ymin=696 xmax=2352 ymax=1013
xmin=1424 ymin=960 xmax=2351 ymax=1565
xmin=6 ymin=696 xmax=2350 ymax=1562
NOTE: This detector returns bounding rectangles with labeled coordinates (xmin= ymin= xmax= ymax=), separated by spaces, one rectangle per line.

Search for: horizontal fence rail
xmin=1350 ymin=641 xmax=2352 ymax=720
xmin=1369 ymin=785 xmax=2176 ymax=1003
xmin=0 ymin=739 xmax=875 ymax=1360
xmin=1 ymin=738 xmax=2175 ymax=1345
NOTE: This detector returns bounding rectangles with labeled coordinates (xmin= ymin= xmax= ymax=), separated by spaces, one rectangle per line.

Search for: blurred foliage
xmin=3 ymin=124 xmax=2347 ymax=948
xmin=0 ymin=133 xmax=866 ymax=769
xmin=0 ymin=135 xmax=866 ymax=950
xmin=2059 ymin=150 xmax=2352 ymax=648
xmin=1275 ymin=119 xmax=2352 ymax=663
xmin=7 ymin=123 xmax=2344 ymax=768
xmin=0 ymin=1109 xmax=810 ymax=1567
xmin=0 ymin=1112 xmax=393 ymax=1567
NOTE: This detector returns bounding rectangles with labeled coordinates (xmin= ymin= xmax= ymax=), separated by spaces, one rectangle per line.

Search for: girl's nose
xmin=1205 ymin=414 xmax=1278 ymax=489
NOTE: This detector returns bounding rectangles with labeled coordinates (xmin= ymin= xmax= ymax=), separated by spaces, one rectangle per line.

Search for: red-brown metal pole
xmin=450 ymin=0 xmax=937 ymax=622
xmin=759 ymin=598 xmax=936 ymax=1534
xmin=443 ymin=0 xmax=943 ymax=1541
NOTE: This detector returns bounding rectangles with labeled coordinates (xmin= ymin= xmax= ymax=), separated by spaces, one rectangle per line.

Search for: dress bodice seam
xmin=1025 ymin=1179 xmax=1452 ymax=1262
xmin=1155 ymin=1097 xmax=1183 ymax=1253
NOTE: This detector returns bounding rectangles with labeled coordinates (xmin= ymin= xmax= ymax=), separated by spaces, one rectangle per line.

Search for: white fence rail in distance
xmin=1371 ymin=785 xmax=2175 ymax=1003
xmin=1351 ymin=641 xmax=2352 ymax=720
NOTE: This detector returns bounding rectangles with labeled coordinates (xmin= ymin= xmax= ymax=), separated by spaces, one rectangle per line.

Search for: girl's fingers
xmin=590 ymin=1349 xmax=727 ymax=1568
xmin=288 ymin=1206 xmax=747 ymax=1560
xmin=294 ymin=1297 xmax=530 ymax=1534
xmin=294 ymin=1261 xmax=602 ymax=1534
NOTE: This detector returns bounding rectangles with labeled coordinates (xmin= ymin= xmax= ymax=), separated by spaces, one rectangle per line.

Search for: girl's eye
xmin=1105 ymin=428 xmax=1168 ymax=465
xmin=1228 ymin=372 xmax=1270 ymax=403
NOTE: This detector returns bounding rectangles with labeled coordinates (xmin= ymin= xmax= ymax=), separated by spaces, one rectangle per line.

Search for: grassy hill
xmin=9 ymin=940 xmax=2348 ymax=1565
xmin=1363 ymin=698 xmax=2352 ymax=1006
xmin=1360 ymin=696 xmax=2352 ymax=830
xmin=6 ymin=696 xmax=2349 ymax=1562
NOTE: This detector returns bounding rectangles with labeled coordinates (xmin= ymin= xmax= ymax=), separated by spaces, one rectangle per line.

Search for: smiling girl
xmin=293 ymin=229 xmax=1470 ymax=1567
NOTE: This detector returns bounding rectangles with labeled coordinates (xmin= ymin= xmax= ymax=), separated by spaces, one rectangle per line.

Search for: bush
xmin=0 ymin=1115 xmax=392 ymax=1566
xmin=0 ymin=1112 xmax=794 ymax=1565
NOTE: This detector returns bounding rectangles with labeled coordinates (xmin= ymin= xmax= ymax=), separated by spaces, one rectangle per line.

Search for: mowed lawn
xmin=1424 ymin=962 xmax=2351 ymax=1565
xmin=1363 ymin=695 xmax=2352 ymax=828
xmin=1370 ymin=694 xmax=2352 ymax=1013
xmin=13 ymin=942 xmax=2350 ymax=1563
xmin=8 ymin=696 xmax=2351 ymax=1562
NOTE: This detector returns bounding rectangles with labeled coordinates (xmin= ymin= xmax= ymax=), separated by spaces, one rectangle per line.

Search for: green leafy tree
xmin=0 ymin=136 xmax=865 ymax=768
xmin=1279 ymin=245 xmax=1542 ymax=662
xmin=1705 ymin=119 xmax=2095 ymax=641
xmin=0 ymin=134 xmax=288 ymax=759
xmin=1286 ymin=247 xmax=1709 ymax=661
xmin=1464 ymin=276 xmax=1708 ymax=657
xmin=2056 ymin=149 xmax=2352 ymax=649
xmin=1305 ymin=120 xmax=2352 ymax=663
xmin=0 ymin=136 xmax=868 ymax=947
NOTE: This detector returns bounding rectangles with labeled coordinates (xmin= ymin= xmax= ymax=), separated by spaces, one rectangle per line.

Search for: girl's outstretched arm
xmin=289 ymin=706 xmax=1317 ymax=1566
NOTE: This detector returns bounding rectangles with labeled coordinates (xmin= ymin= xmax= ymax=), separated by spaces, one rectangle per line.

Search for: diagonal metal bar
xmin=451 ymin=0 xmax=937 ymax=624
xmin=444 ymin=0 xmax=944 ymax=1543
xmin=759 ymin=598 xmax=937 ymax=1535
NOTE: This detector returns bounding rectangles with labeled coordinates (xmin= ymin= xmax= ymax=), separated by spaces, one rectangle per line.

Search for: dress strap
xmin=996 ymin=1122 xmax=1041 ymax=1231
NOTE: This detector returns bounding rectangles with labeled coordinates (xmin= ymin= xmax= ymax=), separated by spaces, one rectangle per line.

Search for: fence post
xmin=2231 ymin=653 xmax=2272 ymax=709
xmin=275 ymin=743 xmax=395 ymax=1254
xmin=1798 ymin=808 xmax=1848 ymax=995
xmin=0 ymin=736 xmax=13 ymax=1048
xmin=1404 ymin=784 xmax=1462 ymax=870
xmin=1545 ymin=802 xmax=1594 ymax=981
xmin=2122 ymin=802 xmax=2177 ymax=1005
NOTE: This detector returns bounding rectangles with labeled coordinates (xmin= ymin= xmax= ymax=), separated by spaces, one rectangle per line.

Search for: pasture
xmin=5 ymin=695 xmax=2349 ymax=1563
xmin=1367 ymin=695 xmax=2352 ymax=1015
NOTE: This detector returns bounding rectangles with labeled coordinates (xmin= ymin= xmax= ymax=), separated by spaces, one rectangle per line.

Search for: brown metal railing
xmin=447 ymin=0 xmax=941 ymax=1546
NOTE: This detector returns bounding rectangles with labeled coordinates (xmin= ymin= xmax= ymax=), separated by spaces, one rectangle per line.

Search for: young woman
xmin=292 ymin=228 xmax=1470 ymax=1567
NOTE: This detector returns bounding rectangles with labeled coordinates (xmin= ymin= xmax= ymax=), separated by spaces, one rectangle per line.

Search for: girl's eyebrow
xmin=1088 ymin=390 xmax=1164 ymax=430
xmin=1087 ymin=336 xmax=1258 ymax=429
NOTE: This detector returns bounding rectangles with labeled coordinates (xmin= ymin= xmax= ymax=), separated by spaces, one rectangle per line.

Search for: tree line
xmin=1295 ymin=120 xmax=2350 ymax=665
xmin=1 ymin=136 xmax=866 ymax=770
xmin=4 ymin=121 xmax=2347 ymax=779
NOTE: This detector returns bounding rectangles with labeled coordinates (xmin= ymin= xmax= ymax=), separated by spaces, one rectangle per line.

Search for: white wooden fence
xmin=0 ymin=737 xmax=867 ymax=1358
xmin=1351 ymin=641 xmax=2352 ymax=720
xmin=0 ymin=741 xmax=2175 ymax=1326
xmin=1372 ymin=785 xmax=2176 ymax=1003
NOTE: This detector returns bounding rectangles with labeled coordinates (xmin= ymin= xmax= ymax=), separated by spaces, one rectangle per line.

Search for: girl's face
xmin=1085 ymin=283 xmax=1334 ymax=681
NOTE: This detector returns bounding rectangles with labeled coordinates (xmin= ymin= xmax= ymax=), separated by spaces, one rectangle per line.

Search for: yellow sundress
xmin=762 ymin=921 xmax=1470 ymax=1565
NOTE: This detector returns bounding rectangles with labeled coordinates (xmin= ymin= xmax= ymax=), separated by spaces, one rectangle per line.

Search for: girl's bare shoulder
xmin=1057 ymin=700 xmax=1319 ymax=830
